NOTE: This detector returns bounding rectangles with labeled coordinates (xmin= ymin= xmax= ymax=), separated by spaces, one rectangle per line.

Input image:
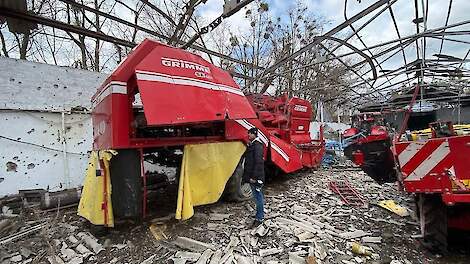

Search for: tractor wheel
xmin=418 ymin=194 xmax=448 ymax=253
xmin=414 ymin=195 xmax=420 ymax=221
xmin=224 ymin=159 xmax=252 ymax=202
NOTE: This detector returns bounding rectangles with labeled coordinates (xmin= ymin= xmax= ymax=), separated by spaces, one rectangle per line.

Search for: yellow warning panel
xmin=78 ymin=150 xmax=116 ymax=227
xmin=452 ymin=179 xmax=470 ymax=190
xmin=176 ymin=141 xmax=246 ymax=220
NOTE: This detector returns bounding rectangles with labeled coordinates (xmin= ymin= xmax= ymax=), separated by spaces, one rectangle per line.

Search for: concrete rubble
xmin=174 ymin=236 xmax=216 ymax=252
xmin=0 ymin=168 xmax=464 ymax=263
xmin=163 ymin=169 xmax=440 ymax=264
xmin=0 ymin=209 xmax=111 ymax=264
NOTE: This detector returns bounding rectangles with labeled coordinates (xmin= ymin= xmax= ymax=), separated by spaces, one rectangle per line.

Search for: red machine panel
xmin=91 ymin=81 xmax=130 ymax=150
xmin=397 ymin=135 xmax=470 ymax=194
xmin=287 ymin=98 xmax=312 ymax=143
xmin=370 ymin=126 xmax=388 ymax=136
xmin=289 ymin=118 xmax=312 ymax=144
xmin=343 ymin=127 xmax=358 ymax=138
xmin=136 ymin=76 xmax=227 ymax=124
xmin=92 ymin=95 xmax=113 ymax=150
xmin=134 ymin=42 xmax=255 ymax=125
xmin=287 ymin=97 xmax=312 ymax=119
xmin=269 ymin=136 xmax=303 ymax=173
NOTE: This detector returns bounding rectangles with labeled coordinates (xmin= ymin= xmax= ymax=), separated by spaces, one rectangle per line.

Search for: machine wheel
xmin=109 ymin=149 xmax=142 ymax=220
xmin=89 ymin=223 xmax=108 ymax=237
xmin=418 ymin=194 xmax=448 ymax=253
xmin=224 ymin=159 xmax=252 ymax=202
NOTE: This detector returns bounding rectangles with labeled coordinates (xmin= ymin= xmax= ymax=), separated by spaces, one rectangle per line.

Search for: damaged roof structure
xmin=1 ymin=0 xmax=468 ymax=109
xmin=0 ymin=0 xmax=469 ymax=263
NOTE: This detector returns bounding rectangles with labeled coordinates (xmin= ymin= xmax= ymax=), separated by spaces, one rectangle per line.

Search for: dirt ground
xmin=1 ymin=168 xmax=469 ymax=264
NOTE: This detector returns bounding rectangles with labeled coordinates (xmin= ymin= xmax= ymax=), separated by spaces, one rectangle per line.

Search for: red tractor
xmin=342 ymin=112 xmax=397 ymax=183
xmin=91 ymin=39 xmax=324 ymax=219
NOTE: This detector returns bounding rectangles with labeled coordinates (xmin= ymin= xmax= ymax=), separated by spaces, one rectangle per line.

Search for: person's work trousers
xmin=250 ymin=183 xmax=264 ymax=221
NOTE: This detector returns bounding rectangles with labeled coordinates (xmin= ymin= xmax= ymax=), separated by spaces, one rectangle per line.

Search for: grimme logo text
xmin=161 ymin=57 xmax=211 ymax=78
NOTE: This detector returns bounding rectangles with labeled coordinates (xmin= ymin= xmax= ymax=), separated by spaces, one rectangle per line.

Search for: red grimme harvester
xmin=91 ymin=39 xmax=325 ymax=220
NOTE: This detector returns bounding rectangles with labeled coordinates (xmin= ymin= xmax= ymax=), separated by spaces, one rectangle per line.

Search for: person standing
xmin=243 ymin=127 xmax=265 ymax=227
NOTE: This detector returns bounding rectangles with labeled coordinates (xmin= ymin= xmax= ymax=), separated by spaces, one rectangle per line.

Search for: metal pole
xmin=395 ymin=84 xmax=421 ymax=143
xmin=458 ymin=91 xmax=461 ymax=124
xmin=61 ymin=112 xmax=70 ymax=188
xmin=420 ymin=0 xmax=427 ymax=104
xmin=139 ymin=148 xmax=147 ymax=218
xmin=337 ymin=107 xmax=341 ymax=124
xmin=320 ymin=101 xmax=324 ymax=123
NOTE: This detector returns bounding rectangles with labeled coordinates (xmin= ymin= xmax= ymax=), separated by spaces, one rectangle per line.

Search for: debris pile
xmin=166 ymin=169 xmax=422 ymax=264
xmin=0 ymin=169 xmax=464 ymax=263
xmin=0 ymin=209 xmax=104 ymax=264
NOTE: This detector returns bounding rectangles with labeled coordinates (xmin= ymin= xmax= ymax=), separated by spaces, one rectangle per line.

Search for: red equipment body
xmin=392 ymin=87 xmax=470 ymax=247
xmin=92 ymin=39 xmax=324 ymax=173
xmin=392 ymin=86 xmax=470 ymax=251
xmin=91 ymin=39 xmax=325 ymax=220
xmin=342 ymin=112 xmax=396 ymax=183
xmin=343 ymin=86 xmax=470 ymax=250
xmin=92 ymin=39 xmax=255 ymax=150
xmin=396 ymin=135 xmax=470 ymax=200
xmin=245 ymin=94 xmax=325 ymax=170
xmin=394 ymin=122 xmax=470 ymax=233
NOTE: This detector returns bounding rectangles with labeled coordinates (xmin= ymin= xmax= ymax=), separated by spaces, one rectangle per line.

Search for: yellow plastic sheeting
xmin=78 ymin=150 xmax=116 ymax=227
xmin=453 ymin=179 xmax=470 ymax=190
xmin=377 ymin=200 xmax=409 ymax=217
xmin=176 ymin=141 xmax=246 ymax=220
xmin=411 ymin=124 xmax=470 ymax=141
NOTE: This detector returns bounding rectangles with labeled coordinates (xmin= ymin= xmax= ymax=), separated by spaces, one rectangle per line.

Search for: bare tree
xmin=0 ymin=0 xmax=354 ymax=111
xmin=3 ymin=0 xmax=47 ymax=59
xmin=0 ymin=24 xmax=9 ymax=57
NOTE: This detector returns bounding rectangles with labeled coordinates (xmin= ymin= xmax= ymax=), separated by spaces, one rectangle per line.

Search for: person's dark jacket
xmin=242 ymin=138 xmax=265 ymax=185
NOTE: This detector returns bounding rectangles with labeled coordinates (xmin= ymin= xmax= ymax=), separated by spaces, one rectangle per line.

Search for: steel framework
xmin=0 ymin=0 xmax=468 ymax=109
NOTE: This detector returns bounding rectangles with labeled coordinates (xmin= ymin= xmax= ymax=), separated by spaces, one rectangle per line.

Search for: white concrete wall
xmin=0 ymin=110 xmax=92 ymax=196
xmin=0 ymin=57 xmax=106 ymax=112
xmin=0 ymin=57 xmax=106 ymax=196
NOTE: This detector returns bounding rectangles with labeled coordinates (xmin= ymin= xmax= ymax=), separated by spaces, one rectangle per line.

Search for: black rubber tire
xmin=344 ymin=140 xmax=397 ymax=184
xmin=89 ymin=223 xmax=108 ymax=237
xmin=109 ymin=149 xmax=143 ymax=220
xmin=418 ymin=194 xmax=448 ymax=253
xmin=224 ymin=159 xmax=252 ymax=202
xmin=414 ymin=194 xmax=420 ymax=221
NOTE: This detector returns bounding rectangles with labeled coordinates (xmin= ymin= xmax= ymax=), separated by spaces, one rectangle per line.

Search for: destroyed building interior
xmin=0 ymin=0 xmax=470 ymax=263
